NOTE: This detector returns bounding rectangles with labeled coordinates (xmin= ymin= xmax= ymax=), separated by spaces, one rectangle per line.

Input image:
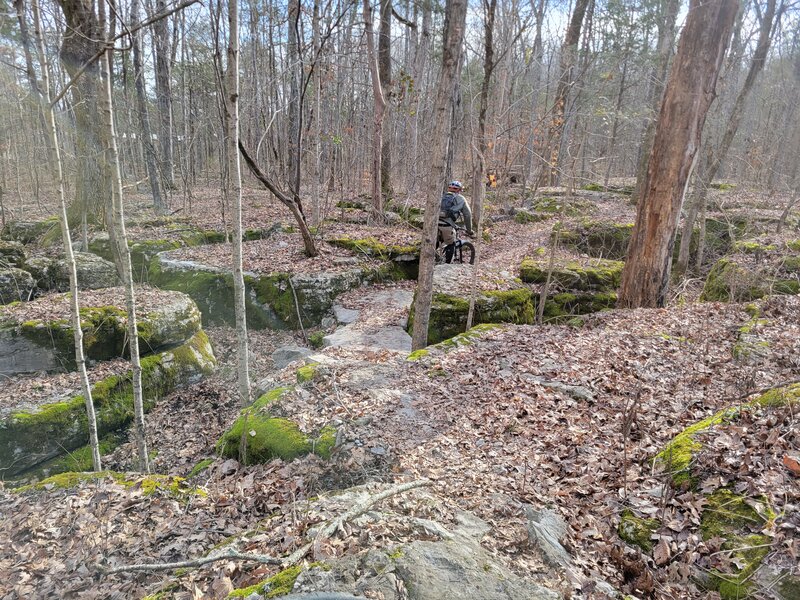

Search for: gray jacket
xmin=439 ymin=192 xmax=473 ymax=234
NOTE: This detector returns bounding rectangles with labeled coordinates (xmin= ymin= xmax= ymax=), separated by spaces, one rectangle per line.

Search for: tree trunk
xmin=364 ymin=0 xmax=387 ymax=221
xmin=466 ymin=0 xmax=496 ymax=331
xmin=632 ymin=0 xmax=680 ymax=206
xmin=675 ymin=0 xmax=781 ymax=273
xmin=410 ymin=0 xmax=468 ymax=350
xmin=131 ymin=0 xmax=166 ymax=213
xmin=226 ymin=0 xmax=251 ymax=409
xmin=56 ymin=0 xmax=110 ymax=227
xmin=379 ymin=0 xmax=393 ymax=198
xmin=617 ymin=0 xmax=738 ymax=309
xmin=542 ymin=0 xmax=590 ymax=186
xmin=33 ymin=0 xmax=101 ymax=471
xmin=99 ymin=34 xmax=150 ymax=473
xmin=154 ymin=0 xmax=175 ymax=190
xmin=287 ymin=0 xmax=302 ymax=196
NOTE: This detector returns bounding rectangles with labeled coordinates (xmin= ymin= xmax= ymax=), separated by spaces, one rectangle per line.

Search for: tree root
xmin=99 ymin=478 xmax=431 ymax=576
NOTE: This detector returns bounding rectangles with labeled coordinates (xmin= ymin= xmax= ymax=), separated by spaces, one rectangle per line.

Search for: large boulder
xmin=0 ymin=267 xmax=35 ymax=304
xmin=0 ymin=330 xmax=216 ymax=476
xmin=700 ymin=254 xmax=799 ymax=302
xmin=0 ymin=289 xmax=203 ymax=375
xmin=25 ymin=252 xmax=119 ymax=292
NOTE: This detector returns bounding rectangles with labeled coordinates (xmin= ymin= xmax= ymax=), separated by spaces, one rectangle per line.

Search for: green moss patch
xmin=188 ymin=457 xmax=215 ymax=478
xmin=732 ymin=241 xmax=777 ymax=254
xmin=0 ymin=331 xmax=216 ymax=476
xmin=701 ymin=489 xmax=773 ymax=599
xmin=656 ymin=384 xmax=800 ymax=487
xmin=216 ymin=387 xmax=335 ymax=465
xmin=228 ymin=565 xmax=302 ymax=598
xmin=618 ymin=509 xmax=659 ymax=552
xmin=296 ymin=363 xmax=319 ymax=383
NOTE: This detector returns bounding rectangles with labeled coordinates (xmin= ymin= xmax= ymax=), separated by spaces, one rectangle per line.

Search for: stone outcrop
xmin=25 ymin=252 xmax=119 ymax=292
xmin=0 ymin=330 xmax=216 ymax=476
xmin=0 ymin=289 xmax=203 ymax=376
xmin=408 ymin=264 xmax=535 ymax=345
xmin=151 ymin=252 xmax=397 ymax=329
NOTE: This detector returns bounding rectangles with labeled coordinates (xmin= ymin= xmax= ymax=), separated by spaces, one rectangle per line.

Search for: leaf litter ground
xmin=1 ymin=185 xmax=799 ymax=599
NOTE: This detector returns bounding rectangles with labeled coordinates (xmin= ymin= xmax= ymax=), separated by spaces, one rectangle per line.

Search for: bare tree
xmin=98 ymin=15 xmax=151 ymax=473
xmin=411 ymin=0 xmax=468 ymax=350
xmin=225 ymin=0 xmax=251 ymax=408
xmin=618 ymin=0 xmax=738 ymax=308
xmin=32 ymin=0 xmax=101 ymax=471
xmin=364 ymin=0 xmax=388 ymax=221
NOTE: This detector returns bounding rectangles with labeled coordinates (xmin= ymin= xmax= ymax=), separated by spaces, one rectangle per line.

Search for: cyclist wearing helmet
xmin=439 ymin=180 xmax=474 ymax=252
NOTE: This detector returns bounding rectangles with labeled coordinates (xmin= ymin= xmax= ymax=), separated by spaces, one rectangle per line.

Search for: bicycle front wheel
xmin=455 ymin=242 xmax=475 ymax=264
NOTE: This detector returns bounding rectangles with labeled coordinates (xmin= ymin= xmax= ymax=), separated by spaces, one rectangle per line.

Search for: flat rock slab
xmin=0 ymin=288 xmax=202 ymax=375
xmin=323 ymin=325 xmax=412 ymax=353
xmin=0 ymin=330 xmax=216 ymax=476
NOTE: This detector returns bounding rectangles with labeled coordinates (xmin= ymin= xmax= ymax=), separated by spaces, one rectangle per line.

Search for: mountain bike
xmin=436 ymin=224 xmax=475 ymax=264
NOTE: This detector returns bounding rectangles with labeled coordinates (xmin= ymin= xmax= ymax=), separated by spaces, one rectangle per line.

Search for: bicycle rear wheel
xmin=455 ymin=241 xmax=475 ymax=264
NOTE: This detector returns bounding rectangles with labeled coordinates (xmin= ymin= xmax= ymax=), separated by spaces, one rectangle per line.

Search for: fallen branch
xmin=99 ymin=479 xmax=431 ymax=576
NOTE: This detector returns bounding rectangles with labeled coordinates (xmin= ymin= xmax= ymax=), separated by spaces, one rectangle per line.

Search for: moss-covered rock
xmin=25 ymin=252 xmax=119 ymax=292
xmin=327 ymin=236 xmax=420 ymax=262
xmin=0 ymin=240 xmax=26 ymax=268
xmin=520 ymin=256 xmax=623 ymax=291
xmin=0 ymin=290 xmax=203 ymax=375
xmin=216 ymin=387 xmax=335 ymax=465
xmin=700 ymin=488 xmax=773 ymax=599
xmin=153 ymin=251 xmax=398 ymax=329
xmin=555 ymin=220 xmax=633 ymax=260
xmin=410 ymin=288 xmax=534 ymax=346
xmin=701 ymin=258 xmax=768 ymax=302
xmin=701 ymin=256 xmax=800 ymax=303
xmin=542 ymin=291 xmax=618 ymax=321
xmin=0 ymin=267 xmax=35 ymax=305
xmin=0 ymin=330 xmax=216 ymax=476
xmin=16 ymin=431 xmax=125 ymax=480
xmin=618 ymin=509 xmax=659 ymax=552
xmin=655 ymin=384 xmax=800 ymax=487
xmin=1 ymin=217 xmax=59 ymax=244
xmin=296 ymin=362 xmax=319 ymax=383
xmin=732 ymin=240 xmax=777 ymax=255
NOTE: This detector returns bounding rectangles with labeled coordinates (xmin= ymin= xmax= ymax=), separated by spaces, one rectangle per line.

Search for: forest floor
xmin=0 ymin=182 xmax=798 ymax=599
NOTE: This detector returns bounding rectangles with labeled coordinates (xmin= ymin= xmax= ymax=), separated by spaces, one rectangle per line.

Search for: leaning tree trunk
xmin=33 ymin=0 xmax=101 ymax=471
xmin=617 ymin=0 xmax=738 ymax=309
xmin=226 ymin=0 xmax=252 ymax=409
xmin=410 ymin=0 xmax=468 ymax=350
xmin=541 ymin=0 xmax=590 ymax=186
xmin=99 ymin=36 xmax=151 ymax=473
xmin=631 ymin=0 xmax=680 ymax=206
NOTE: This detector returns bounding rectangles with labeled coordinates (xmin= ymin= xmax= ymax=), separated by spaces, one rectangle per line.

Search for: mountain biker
xmin=438 ymin=181 xmax=474 ymax=256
